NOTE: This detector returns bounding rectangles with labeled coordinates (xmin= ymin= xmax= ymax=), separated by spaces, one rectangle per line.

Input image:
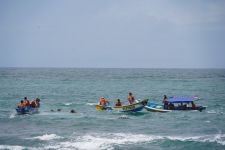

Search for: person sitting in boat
xmin=115 ymin=99 xmax=122 ymax=107
xmin=163 ymin=95 xmax=169 ymax=109
xmin=168 ymin=103 xmax=174 ymax=110
xmin=35 ymin=98 xmax=40 ymax=108
xmin=23 ymin=97 xmax=30 ymax=107
xmin=17 ymin=100 xmax=25 ymax=108
xmin=128 ymin=92 xmax=135 ymax=104
xmin=191 ymin=101 xmax=196 ymax=110
xmin=183 ymin=104 xmax=187 ymax=110
xmin=99 ymin=96 xmax=108 ymax=106
xmin=30 ymin=99 xmax=37 ymax=108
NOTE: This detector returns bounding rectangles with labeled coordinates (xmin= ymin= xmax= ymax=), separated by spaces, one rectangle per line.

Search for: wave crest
xmin=43 ymin=133 xmax=225 ymax=150
xmin=30 ymin=134 xmax=62 ymax=141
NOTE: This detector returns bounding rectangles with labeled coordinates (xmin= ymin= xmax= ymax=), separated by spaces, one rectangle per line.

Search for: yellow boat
xmin=95 ymin=105 xmax=113 ymax=111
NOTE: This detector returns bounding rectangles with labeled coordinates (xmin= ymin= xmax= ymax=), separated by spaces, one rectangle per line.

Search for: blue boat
xmin=113 ymin=99 xmax=148 ymax=112
xmin=95 ymin=99 xmax=148 ymax=112
xmin=165 ymin=96 xmax=206 ymax=112
xmin=16 ymin=107 xmax=39 ymax=115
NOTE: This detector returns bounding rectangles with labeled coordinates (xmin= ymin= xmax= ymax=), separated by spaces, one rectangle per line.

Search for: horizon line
xmin=0 ymin=66 xmax=225 ymax=69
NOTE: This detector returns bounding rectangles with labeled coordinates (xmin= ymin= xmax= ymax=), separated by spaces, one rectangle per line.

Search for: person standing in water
xmin=163 ymin=95 xmax=169 ymax=109
xmin=128 ymin=92 xmax=135 ymax=104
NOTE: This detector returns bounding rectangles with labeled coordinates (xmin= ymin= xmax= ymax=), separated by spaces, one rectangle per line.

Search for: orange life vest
xmin=100 ymin=98 xmax=106 ymax=106
xmin=128 ymin=96 xmax=134 ymax=104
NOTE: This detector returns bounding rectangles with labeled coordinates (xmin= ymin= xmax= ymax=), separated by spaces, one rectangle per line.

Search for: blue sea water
xmin=0 ymin=68 xmax=225 ymax=150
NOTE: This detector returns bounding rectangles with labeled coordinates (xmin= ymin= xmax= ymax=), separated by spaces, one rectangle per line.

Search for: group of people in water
xmin=17 ymin=97 xmax=40 ymax=109
xmin=99 ymin=92 xmax=136 ymax=107
xmin=17 ymin=97 xmax=77 ymax=113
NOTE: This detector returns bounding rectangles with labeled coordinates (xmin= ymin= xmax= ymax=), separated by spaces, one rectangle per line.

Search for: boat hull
xmin=16 ymin=107 xmax=39 ymax=114
xmin=95 ymin=105 xmax=113 ymax=111
xmin=144 ymin=102 xmax=171 ymax=113
xmin=113 ymin=102 xmax=145 ymax=112
xmin=144 ymin=106 xmax=172 ymax=112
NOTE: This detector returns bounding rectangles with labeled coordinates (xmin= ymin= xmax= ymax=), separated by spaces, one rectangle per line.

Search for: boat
xmin=95 ymin=105 xmax=113 ymax=111
xmin=16 ymin=107 xmax=39 ymax=115
xmin=113 ymin=99 xmax=148 ymax=112
xmin=166 ymin=96 xmax=206 ymax=112
xmin=144 ymin=102 xmax=172 ymax=112
xmin=95 ymin=99 xmax=148 ymax=112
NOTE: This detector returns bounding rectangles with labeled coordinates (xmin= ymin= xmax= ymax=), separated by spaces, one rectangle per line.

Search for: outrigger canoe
xmin=144 ymin=102 xmax=171 ymax=113
xmin=16 ymin=107 xmax=39 ymax=115
xmin=95 ymin=99 xmax=148 ymax=112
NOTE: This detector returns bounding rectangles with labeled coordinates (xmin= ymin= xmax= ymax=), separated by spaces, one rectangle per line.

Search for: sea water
xmin=0 ymin=68 xmax=225 ymax=150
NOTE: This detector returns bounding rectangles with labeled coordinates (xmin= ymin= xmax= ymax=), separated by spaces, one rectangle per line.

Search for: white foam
xmin=64 ymin=103 xmax=72 ymax=106
xmin=30 ymin=134 xmax=62 ymax=141
xmin=162 ymin=134 xmax=225 ymax=146
xmin=207 ymin=110 xmax=217 ymax=114
xmin=0 ymin=145 xmax=24 ymax=150
xmin=65 ymin=133 xmax=225 ymax=150
xmin=27 ymin=133 xmax=225 ymax=150
xmin=42 ymin=133 xmax=155 ymax=150
xmin=86 ymin=103 xmax=97 ymax=106
xmin=9 ymin=112 xmax=16 ymax=119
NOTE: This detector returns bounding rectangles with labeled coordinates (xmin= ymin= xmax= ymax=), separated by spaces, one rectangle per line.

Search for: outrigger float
xmin=95 ymin=99 xmax=148 ymax=112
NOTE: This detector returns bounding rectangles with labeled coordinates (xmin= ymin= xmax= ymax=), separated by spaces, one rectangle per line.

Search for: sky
xmin=0 ymin=0 xmax=225 ymax=68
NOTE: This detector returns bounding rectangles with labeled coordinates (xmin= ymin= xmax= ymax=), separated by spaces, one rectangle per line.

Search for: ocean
xmin=0 ymin=68 xmax=225 ymax=150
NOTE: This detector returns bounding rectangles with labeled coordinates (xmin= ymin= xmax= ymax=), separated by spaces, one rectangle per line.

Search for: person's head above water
xmin=36 ymin=98 xmax=40 ymax=102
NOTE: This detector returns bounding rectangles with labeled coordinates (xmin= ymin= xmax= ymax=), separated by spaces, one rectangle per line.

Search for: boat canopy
xmin=168 ymin=96 xmax=199 ymax=103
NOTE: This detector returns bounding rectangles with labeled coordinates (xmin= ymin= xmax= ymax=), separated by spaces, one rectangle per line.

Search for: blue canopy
xmin=167 ymin=96 xmax=199 ymax=103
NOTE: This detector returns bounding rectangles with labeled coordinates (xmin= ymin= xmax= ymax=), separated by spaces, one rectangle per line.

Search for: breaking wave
xmin=0 ymin=145 xmax=24 ymax=150
xmin=29 ymin=134 xmax=62 ymax=141
xmin=3 ymin=133 xmax=225 ymax=150
xmin=42 ymin=133 xmax=225 ymax=150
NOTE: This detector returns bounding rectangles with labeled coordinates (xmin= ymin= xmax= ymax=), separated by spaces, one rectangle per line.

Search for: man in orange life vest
xmin=128 ymin=92 xmax=135 ymax=104
xmin=99 ymin=96 xmax=108 ymax=106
